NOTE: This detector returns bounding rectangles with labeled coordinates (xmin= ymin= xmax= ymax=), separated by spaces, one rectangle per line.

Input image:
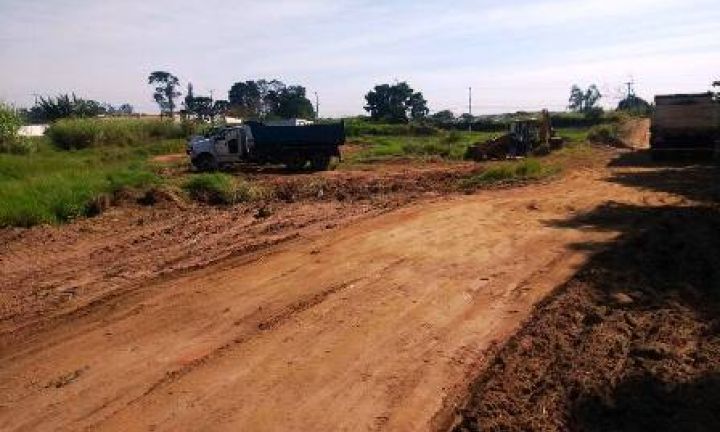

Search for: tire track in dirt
xmin=0 ymin=148 xmax=684 ymax=431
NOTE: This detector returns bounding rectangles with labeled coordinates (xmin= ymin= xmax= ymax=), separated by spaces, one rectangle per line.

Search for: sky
xmin=1 ymin=0 xmax=719 ymax=116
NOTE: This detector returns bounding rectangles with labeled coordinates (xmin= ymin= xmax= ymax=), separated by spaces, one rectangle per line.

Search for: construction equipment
xmin=465 ymin=110 xmax=563 ymax=161
xmin=187 ymin=121 xmax=345 ymax=171
xmin=650 ymin=92 xmax=719 ymax=159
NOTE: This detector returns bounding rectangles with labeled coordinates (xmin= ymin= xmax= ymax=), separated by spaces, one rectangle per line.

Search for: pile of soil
xmin=454 ymin=164 xmax=720 ymax=431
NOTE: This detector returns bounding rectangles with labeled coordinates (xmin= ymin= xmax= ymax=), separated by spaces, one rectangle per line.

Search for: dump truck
xmin=650 ymin=92 xmax=719 ymax=159
xmin=465 ymin=110 xmax=563 ymax=160
xmin=187 ymin=121 xmax=345 ymax=171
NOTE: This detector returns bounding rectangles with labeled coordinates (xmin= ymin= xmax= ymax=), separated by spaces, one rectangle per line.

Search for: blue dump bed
xmin=248 ymin=121 xmax=345 ymax=148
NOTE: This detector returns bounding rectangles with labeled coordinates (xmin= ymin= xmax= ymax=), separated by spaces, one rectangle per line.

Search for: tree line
xmin=147 ymin=70 xmax=431 ymax=123
xmin=147 ymin=70 xmax=678 ymax=123
xmin=21 ymin=94 xmax=134 ymax=123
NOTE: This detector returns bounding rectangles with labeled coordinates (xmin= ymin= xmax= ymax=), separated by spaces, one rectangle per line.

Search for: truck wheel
xmin=193 ymin=153 xmax=217 ymax=172
xmin=310 ymin=153 xmax=331 ymax=171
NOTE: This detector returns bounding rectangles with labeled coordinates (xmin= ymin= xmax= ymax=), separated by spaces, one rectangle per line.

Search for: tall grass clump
xmin=587 ymin=123 xmax=622 ymax=146
xmin=0 ymin=165 xmax=159 ymax=227
xmin=459 ymin=159 xmax=559 ymax=190
xmin=47 ymin=118 xmax=185 ymax=150
xmin=182 ymin=173 xmax=236 ymax=205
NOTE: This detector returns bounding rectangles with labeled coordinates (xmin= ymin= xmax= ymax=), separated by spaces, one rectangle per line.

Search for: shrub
xmin=0 ymin=102 xmax=28 ymax=154
xmin=459 ymin=159 xmax=559 ymax=189
xmin=587 ymin=124 xmax=623 ymax=146
xmin=182 ymin=173 xmax=235 ymax=204
xmin=47 ymin=118 xmax=185 ymax=150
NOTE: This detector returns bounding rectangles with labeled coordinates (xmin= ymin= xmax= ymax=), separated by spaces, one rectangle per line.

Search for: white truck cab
xmin=187 ymin=126 xmax=254 ymax=171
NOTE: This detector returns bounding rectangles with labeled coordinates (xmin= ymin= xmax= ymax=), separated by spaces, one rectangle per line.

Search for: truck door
xmin=213 ymin=132 xmax=231 ymax=161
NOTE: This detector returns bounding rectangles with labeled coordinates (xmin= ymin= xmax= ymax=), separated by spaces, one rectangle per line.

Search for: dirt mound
xmin=619 ymin=118 xmax=650 ymax=149
xmin=454 ymin=163 xmax=720 ymax=431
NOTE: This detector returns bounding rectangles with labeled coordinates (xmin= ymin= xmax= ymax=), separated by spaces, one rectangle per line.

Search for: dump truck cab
xmin=187 ymin=126 xmax=253 ymax=171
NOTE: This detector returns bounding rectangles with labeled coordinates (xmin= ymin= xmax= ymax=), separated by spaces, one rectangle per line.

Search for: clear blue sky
xmin=1 ymin=0 xmax=718 ymax=116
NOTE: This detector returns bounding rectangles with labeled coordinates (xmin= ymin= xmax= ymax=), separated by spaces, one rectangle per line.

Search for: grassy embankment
xmin=0 ymin=118 xmax=186 ymax=227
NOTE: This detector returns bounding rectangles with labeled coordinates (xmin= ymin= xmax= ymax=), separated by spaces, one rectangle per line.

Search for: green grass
xmin=587 ymin=123 xmax=621 ymax=145
xmin=181 ymin=173 xmax=270 ymax=205
xmin=182 ymin=173 xmax=235 ymax=205
xmin=459 ymin=158 xmax=560 ymax=190
xmin=349 ymin=130 xmax=496 ymax=162
xmin=344 ymin=118 xmax=440 ymax=137
xmin=556 ymin=127 xmax=590 ymax=143
xmin=0 ymin=137 xmax=184 ymax=227
xmin=46 ymin=117 xmax=185 ymax=150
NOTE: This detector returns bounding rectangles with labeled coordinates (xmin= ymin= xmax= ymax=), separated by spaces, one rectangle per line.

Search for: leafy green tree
xmin=228 ymin=80 xmax=262 ymax=118
xmin=28 ymin=94 xmax=107 ymax=121
xmin=568 ymin=84 xmax=602 ymax=113
xmin=459 ymin=113 xmax=475 ymax=123
xmin=431 ymin=110 xmax=455 ymax=123
xmin=148 ymin=71 xmax=181 ymax=117
xmin=617 ymin=95 xmax=652 ymax=115
xmin=228 ymin=79 xmax=314 ymax=119
xmin=191 ymin=96 xmax=214 ymax=121
xmin=274 ymin=86 xmax=315 ymax=119
xmin=213 ymin=100 xmax=229 ymax=117
xmin=364 ymin=81 xmax=429 ymax=123
xmin=117 ymin=103 xmax=134 ymax=115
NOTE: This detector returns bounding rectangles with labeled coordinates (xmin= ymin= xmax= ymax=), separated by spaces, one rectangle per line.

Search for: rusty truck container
xmin=650 ymin=92 xmax=719 ymax=158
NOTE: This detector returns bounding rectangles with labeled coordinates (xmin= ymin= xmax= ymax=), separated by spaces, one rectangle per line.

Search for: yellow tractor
xmin=465 ymin=110 xmax=563 ymax=161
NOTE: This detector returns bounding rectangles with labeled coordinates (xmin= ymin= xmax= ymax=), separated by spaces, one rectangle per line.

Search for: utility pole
xmin=624 ymin=79 xmax=635 ymax=98
xmin=314 ymin=91 xmax=319 ymax=120
xmin=468 ymin=86 xmax=473 ymax=133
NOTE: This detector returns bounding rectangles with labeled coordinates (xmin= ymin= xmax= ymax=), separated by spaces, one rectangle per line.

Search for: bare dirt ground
xmin=2 ymin=127 xmax=711 ymax=431
xmin=454 ymin=156 xmax=720 ymax=429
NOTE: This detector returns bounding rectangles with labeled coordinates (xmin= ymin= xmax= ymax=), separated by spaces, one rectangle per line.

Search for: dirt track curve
xmin=0 ymin=152 xmax=685 ymax=431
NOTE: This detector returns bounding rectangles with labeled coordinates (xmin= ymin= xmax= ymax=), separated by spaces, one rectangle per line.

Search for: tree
xmin=364 ymin=81 xmax=429 ymax=123
xmin=27 ymin=94 xmax=107 ymax=121
xmin=228 ymin=80 xmax=262 ymax=118
xmin=617 ymin=95 xmax=652 ymax=115
xmin=568 ymin=84 xmax=602 ymax=113
xmin=117 ymin=103 xmax=134 ymax=115
xmin=184 ymin=82 xmax=196 ymax=115
xmin=431 ymin=110 xmax=455 ymax=123
xmin=459 ymin=113 xmax=475 ymax=123
xmin=148 ymin=71 xmax=181 ymax=117
xmin=274 ymin=86 xmax=315 ymax=119
xmin=212 ymin=100 xmax=229 ymax=118
xmin=228 ymin=79 xmax=314 ymax=119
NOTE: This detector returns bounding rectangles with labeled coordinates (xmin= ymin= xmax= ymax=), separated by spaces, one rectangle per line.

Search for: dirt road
xmin=0 ymin=148 xmax=684 ymax=431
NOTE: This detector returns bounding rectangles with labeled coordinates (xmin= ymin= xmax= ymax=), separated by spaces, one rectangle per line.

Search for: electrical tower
xmin=468 ymin=86 xmax=472 ymax=132
xmin=624 ymin=79 xmax=636 ymax=99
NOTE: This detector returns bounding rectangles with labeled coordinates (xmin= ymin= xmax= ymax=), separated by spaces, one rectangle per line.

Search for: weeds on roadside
xmin=458 ymin=159 xmax=560 ymax=190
